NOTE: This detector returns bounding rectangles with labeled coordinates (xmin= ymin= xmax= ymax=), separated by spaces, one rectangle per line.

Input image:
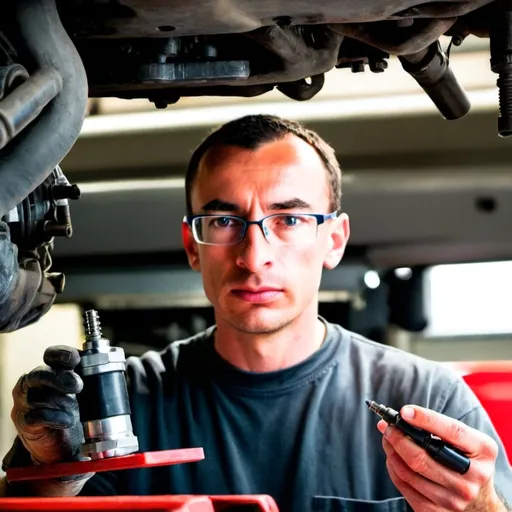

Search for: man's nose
xmin=235 ymin=223 xmax=273 ymax=272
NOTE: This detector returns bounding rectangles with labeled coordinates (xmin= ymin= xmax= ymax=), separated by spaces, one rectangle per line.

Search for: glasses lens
xmin=193 ymin=216 xmax=245 ymax=245
xmin=263 ymin=214 xmax=317 ymax=245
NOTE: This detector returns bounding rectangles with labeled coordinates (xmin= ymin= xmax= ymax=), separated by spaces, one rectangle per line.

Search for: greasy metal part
xmin=0 ymin=64 xmax=29 ymax=100
xmin=242 ymin=25 xmax=342 ymax=97
xmin=0 ymin=164 xmax=77 ymax=333
xmin=399 ymin=41 xmax=471 ymax=120
xmin=38 ymin=0 xmax=494 ymax=104
xmin=277 ymin=73 xmax=325 ymax=101
xmin=2 ymin=165 xmax=80 ymax=250
xmin=63 ymin=0 xmax=495 ymax=39
xmin=43 ymin=166 xmax=79 ymax=239
xmin=0 ymin=68 xmax=62 ymax=151
xmin=369 ymin=57 xmax=388 ymax=73
xmin=86 ymin=25 xmax=342 ymax=99
xmin=138 ymin=36 xmax=250 ymax=84
xmin=328 ymin=18 xmax=457 ymax=55
xmin=0 ymin=0 xmax=88 ymax=217
xmin=392 ymin=0 xmax=493 ymax=18
xmin=350 ymin=61 xmax=366 ymax=73
xmin=76 ymin=309 xmax=139 ymax=460
xmin=490 ymin=0 xmax=512 ymax=137
xmin=44 ymin=167 xmax=81 ymax=239
xmin=139 ymin=61 xmax=250 ymax=84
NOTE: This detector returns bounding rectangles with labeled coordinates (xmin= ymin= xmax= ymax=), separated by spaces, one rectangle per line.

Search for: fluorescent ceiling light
xmin=80 ymin=88 xmax=499 ymax=138
xmin=79 ymin=177 xmax=185 ymax=194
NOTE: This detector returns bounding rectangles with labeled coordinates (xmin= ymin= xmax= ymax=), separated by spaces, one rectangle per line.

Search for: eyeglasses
xmin=184 ymin=211 xmax=338 ymax=246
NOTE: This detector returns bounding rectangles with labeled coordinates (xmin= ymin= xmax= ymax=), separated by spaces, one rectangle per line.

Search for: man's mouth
xmin=231 ymin=287 xmax=283 ymax=303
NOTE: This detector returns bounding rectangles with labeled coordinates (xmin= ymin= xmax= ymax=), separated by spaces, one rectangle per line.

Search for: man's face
xmin=183 ymin=134 xmax=350 ymax=335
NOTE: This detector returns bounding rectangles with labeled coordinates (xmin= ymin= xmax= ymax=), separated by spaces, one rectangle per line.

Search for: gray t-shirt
xmin=82 ymin=320 xmax=512 ymax=511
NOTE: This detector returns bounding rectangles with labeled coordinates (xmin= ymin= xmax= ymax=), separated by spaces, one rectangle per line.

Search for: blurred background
xmin=1 ymin=36 xmax=512 ymax=461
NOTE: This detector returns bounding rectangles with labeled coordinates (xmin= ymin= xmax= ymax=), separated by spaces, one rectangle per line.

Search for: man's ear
xmin=182 ymin=220 xmax=201 ymax=271
xmin=323 ymin=213 xmax=350 ymax=270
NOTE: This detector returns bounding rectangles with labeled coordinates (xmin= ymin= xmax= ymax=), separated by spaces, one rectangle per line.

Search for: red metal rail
xmin=0 ymin=494 xmax=279 ymax=511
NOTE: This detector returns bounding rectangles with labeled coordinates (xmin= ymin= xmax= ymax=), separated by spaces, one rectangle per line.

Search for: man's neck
xmin=213 ymin=311 xmax=327 ymax=373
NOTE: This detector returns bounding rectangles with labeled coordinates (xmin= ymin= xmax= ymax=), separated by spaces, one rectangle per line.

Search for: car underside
xmin=0 ymin=0 xmax=511 ymax=216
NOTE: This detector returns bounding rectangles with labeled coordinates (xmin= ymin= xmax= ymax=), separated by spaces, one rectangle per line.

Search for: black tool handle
xmin=395 ymin=417 xmax=471 ymax=475
xmin=425 ymin=436 xmax=471 ymax=475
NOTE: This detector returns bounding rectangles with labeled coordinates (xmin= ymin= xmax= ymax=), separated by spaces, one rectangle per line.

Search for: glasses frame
xmin=183 ymin=211 xmax=339 ymax=246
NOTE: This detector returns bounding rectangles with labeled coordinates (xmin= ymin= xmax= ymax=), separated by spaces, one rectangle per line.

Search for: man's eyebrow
xmin=200 ymin=198 xmax=312 ymax=212
xmin=200 ymin=199 xmax=240 ymax=212
xmin=269 ymin=198 xmax=312 ymax=210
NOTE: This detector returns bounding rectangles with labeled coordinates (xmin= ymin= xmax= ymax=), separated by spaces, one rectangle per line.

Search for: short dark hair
xmin=185 ymin=114 xmax=342 ymax=215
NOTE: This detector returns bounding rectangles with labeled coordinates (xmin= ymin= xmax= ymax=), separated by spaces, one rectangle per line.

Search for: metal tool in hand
xmin=76 ymin=309 xmax=139 ymax=459
xmin=366 ymin=400 xmax=471 ymax=475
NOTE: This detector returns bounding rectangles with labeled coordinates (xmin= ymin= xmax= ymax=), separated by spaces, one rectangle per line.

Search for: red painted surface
xmin=6 ymin=448 xmax=204 ymax=482
xmin=0 ymin=494 xmax=279 ymax=511
xmin=448 ymin=361 xmax=512 ymax=464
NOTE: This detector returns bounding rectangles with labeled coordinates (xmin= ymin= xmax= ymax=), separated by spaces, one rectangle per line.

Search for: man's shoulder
xmin=331 ymin=322 xmax=442 ymax=370
xmin=328 ymin=322 xmax=466 ymax=412
xmin=331 ymin=324 xmax=446 ymax=376
xmin=125 ymin=327 xmax=214 ymax=390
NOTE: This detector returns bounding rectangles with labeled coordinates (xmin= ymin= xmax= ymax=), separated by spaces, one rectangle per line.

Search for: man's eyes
xmin=205 ymin=214 xmax=308 ymax=226
xmin=279 ymin=215 xmax=299 ymax=226
xmin=210 ymin=216 xmax=236 ymax=227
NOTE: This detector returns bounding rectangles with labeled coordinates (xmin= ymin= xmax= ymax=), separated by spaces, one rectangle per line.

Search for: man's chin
xmin=226 ymin=309 xmax=294 ymax=335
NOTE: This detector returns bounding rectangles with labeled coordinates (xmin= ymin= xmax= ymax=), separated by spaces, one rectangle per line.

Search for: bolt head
xmin=350 ymin=61 xmax=365 ymax=73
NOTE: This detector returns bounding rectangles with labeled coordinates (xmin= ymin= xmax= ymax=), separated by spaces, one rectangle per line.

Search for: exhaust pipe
xmin=0 ymin=0 xmax=88 ymax=216
xmin=399 ymin=41 xmax=470 ymax=121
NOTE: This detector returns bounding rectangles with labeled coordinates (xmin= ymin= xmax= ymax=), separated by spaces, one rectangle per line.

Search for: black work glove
xmin=2 ymin=345 xmax=95 ymax=496
xmin=8 ymin=345 xmax=84 ymax=465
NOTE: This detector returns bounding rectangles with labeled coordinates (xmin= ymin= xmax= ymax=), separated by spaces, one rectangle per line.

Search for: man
xmin=2 ymin=115 xmax=511 ymax=511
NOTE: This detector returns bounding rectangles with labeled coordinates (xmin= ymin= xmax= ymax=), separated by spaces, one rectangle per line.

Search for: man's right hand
xmin=10 ymin=345 xmax=84 ymax=465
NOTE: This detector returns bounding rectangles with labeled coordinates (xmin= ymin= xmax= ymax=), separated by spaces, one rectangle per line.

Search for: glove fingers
xmin=26 ymin=387 xmax=78 ymax=412
xmin=24 ymin=366 xmax=83 ymax=395
xmin=43 ymin=345 xmax=81 ymax=370
xmin=24 ymin=407 xmax=77 ymax=430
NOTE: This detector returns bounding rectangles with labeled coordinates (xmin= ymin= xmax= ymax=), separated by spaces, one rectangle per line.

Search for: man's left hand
xmin=377 ymin=405 xmax=505 ymax=512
